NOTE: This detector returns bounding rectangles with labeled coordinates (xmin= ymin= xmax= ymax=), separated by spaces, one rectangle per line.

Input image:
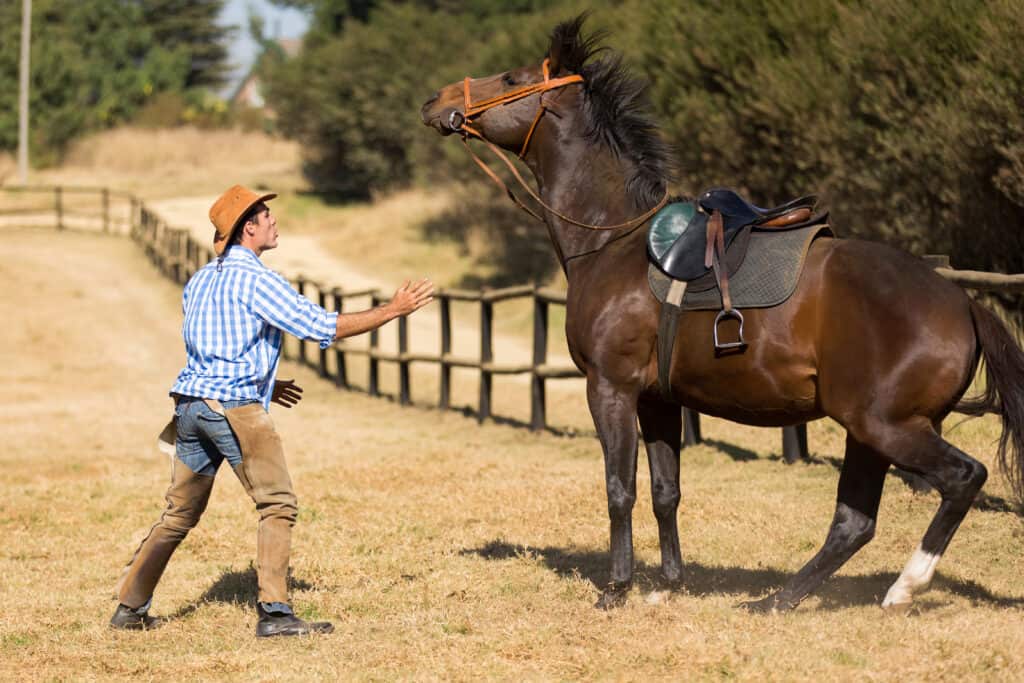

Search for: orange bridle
xmin=452 ymin=58 xmax=668 ymax=232
xmin=459 ymin=58 xmax=583 ymax=158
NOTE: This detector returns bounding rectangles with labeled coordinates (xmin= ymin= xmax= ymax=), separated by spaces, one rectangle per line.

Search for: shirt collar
xmin=223 ymin=245 xmax=262 ymax=264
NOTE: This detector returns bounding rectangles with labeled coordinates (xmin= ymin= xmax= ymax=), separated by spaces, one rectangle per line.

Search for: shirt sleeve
xmin=250 ymin=270 xmax=339 ymax=348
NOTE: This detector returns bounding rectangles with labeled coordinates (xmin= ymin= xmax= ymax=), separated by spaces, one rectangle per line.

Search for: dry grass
xmin=31 ymin=127 xmax=303 ymax=198
xmin=4 ymin=227 xmax=1024 ymax=682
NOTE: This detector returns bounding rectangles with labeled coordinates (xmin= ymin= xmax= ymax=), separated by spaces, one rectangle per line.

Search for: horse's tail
xmin=957 ymin=299 xmax=1024 ymax=502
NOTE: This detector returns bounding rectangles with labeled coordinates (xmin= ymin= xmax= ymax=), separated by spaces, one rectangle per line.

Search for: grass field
xmin=4 ymin=223 xmax=1024 ymax=681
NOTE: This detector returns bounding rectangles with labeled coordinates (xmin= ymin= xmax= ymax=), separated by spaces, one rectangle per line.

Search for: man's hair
xmin=230 ymin=203 xmax=267 ymax=245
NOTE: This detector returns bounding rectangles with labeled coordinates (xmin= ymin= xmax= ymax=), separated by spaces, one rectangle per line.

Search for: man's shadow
xmin=462 ymin=539 xmax=1024 ymax=611
xmin=168 ymin=566 xmax=320 ymax=620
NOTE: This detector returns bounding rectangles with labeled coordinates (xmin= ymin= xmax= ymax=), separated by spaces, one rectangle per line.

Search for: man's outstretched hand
xmin=388 ymin=278 xmax=434 ymax=317
xmin=272 ymin=379 xmax=303 ymax=408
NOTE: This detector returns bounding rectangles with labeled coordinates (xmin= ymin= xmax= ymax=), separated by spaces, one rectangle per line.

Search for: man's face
xmin=247 ymin=204 xmax=278 ymax=253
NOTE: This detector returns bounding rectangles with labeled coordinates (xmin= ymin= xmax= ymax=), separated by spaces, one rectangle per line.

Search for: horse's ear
xmin=547 ymin=31 xmax=568 ymax=74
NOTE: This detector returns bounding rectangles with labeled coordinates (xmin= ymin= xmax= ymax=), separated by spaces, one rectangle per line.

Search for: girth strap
xmin=657 ymin=279 xmax=687 ymax=401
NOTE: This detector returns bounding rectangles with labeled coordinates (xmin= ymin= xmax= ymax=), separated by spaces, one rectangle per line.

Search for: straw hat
xmin=209 ymin=184 xmax=277 ymax=255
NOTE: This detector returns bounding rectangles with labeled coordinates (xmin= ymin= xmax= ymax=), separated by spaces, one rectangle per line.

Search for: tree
xmin=0 ymin=0 xmax=188 ymax=161
xmin=140 ymin=0 xmax=234 ymax=89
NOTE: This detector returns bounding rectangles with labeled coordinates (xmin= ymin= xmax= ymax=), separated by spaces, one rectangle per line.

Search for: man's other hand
xmin=272 ymin=379 xmax=303 ymax=408
xmin=388 ymin=278 xmax=435 ymax=317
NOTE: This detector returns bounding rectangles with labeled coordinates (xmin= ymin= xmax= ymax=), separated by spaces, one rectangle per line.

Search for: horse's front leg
xmin=637 ymin=395 xmax=683 ymax=586
xmin=587 ymin=374 xmax=641 ymax=609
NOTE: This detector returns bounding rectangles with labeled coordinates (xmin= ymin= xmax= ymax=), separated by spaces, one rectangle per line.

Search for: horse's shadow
xmin=462 ymin=539 xmax=1024 ymax=611
xmin=167 ymin=566 xmax=321 ymax=620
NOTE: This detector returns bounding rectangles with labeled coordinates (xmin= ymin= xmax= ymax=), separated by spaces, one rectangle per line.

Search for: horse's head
xmin=420 ymin=16 xmax=597 ymax=155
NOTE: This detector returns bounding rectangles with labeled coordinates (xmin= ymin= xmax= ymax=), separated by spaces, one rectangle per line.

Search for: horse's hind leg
xmin=638 ymin=396 xmax=683 ymax=585
xmin=880 ymin=428 xmax=987 ymax=610
xmin=742 ymin=435 xmax=889 ymax=612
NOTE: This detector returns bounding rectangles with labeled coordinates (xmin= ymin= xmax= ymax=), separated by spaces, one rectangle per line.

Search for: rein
xmin=455 ymin=58 xmax=668 ymax=232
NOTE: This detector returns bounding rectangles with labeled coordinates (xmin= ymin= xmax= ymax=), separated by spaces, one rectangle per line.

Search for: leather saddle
xmin=646 ymin=188 xmax=820 ymax=397
xmin=648 ymin=187 xmax=817 ymax=282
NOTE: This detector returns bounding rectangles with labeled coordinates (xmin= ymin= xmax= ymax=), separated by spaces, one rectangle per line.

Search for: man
xmin=111 ymin=184 xmax=433 ymax=637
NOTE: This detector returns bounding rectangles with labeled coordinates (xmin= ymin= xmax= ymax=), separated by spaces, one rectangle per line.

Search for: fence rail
xmin=6 ymin=184 xmax=1024 ymax=454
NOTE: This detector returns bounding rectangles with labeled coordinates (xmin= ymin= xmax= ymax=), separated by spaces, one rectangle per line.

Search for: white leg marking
xmin=882 ymin=545 xmax=941 ymax=608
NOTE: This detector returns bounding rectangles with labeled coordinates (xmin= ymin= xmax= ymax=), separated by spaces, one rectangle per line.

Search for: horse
xmin=420 ymin=15 xmax=1024 ymax=611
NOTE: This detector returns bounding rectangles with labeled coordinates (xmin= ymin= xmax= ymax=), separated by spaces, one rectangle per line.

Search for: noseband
xmin=451 ymin=58 xmax=668 ymax=231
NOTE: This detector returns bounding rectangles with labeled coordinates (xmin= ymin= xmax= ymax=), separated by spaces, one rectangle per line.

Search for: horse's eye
xmin=502 ymin=73 xmax=517 ymax=86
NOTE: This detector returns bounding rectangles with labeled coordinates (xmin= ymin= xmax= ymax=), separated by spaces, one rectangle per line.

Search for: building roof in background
xmin=229 ymin=38 xmax=303 ymax=109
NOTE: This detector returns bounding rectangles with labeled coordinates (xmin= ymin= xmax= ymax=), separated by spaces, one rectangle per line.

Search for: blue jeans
xmin=174 ymin=397 xmax=258 ymax=476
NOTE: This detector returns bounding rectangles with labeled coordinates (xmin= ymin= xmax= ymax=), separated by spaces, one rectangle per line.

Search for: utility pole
xmin=18 ymin=0 xmax=32 ymax=184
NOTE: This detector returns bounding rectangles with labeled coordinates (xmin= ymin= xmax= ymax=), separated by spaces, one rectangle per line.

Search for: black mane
xmin=549 ymin=16 xmax=676 ymax=210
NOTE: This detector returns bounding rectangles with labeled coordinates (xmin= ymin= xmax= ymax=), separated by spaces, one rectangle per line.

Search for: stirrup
xmin=713 ymin=308 xmax=747 ymax=352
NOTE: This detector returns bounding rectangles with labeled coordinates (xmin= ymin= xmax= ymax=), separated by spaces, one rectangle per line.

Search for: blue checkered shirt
xmin=170 ymin=246 xmax=338 ymax=409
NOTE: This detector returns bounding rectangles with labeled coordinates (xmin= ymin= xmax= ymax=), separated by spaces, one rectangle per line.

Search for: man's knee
xmin=255 ymin=492 xmax=298 ymax=525
xmin=164 ymin=462 xmax=216 ymax=532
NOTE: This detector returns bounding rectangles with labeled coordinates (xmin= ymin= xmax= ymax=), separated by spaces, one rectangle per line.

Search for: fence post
xmin=55 ymin=186 xmax=63 ymax=230
xmin=439 ymin=295 xmax=451 ymax=410
xmin=130 ymin=196 xmax=139 ymax=238
xmin=782 ymin=424 xmax=809 ymax=463
xmin=479 ymin=294 xmax=493 ymax=422
xmin=295 ymin=277 xmax=307 ymax=366
xmin=683 ymin=408 xmax=702 ymax=446
xmin=368 ymin=293 xmax=381 ymax=397
xmin=318 ymin=287 xmax=329 ymax=378
xmin=531 ymin=289 xmax=547 ymax=431
xmin=102 ymin=188 xmax=110 ymax=233
xmin=172 ymin=230 xmax=182 ymax=284
xmin=193 ymin=236 xmax=204 ymax=272
xmin=333 ymin=289 xmax=348 ymax=389
xmin=398 ymin=313 xmax=410 ymax=405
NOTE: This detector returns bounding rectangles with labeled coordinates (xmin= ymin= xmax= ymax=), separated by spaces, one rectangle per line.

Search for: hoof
xmin=594 ymin=583 xmax=631 ymax=610
xmin=739 ymin=593 xmax=794 ymax=614
xmin=881 ymin=600 xmax=913 ymax=615
xmin=658 ymin=571 xmax=684 ymax=591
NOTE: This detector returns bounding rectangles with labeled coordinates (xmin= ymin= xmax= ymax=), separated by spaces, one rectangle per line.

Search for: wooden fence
xmin=6 ymin=184 xmax=1024 ymax=459
xmin=0 ymin=184 xmax=137 ymax=234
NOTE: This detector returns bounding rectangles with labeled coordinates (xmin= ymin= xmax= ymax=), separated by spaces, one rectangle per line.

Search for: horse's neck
xmin=528 ymin=131 xmax=650 ymax=275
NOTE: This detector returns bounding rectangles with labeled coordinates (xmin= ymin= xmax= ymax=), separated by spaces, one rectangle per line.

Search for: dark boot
xmin=109 ymin=604 xmax=164 ymax=631
xmin=255 ymin=604 xmax=333 ymax=638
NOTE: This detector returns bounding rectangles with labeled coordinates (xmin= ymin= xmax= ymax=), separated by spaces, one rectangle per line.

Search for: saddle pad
xmin=648 ymin=224 xmax=832 ymax=310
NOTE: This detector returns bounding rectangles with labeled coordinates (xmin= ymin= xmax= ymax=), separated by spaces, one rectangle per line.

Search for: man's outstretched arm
xmin=335 ymin=278 xmax=434 ymax=340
